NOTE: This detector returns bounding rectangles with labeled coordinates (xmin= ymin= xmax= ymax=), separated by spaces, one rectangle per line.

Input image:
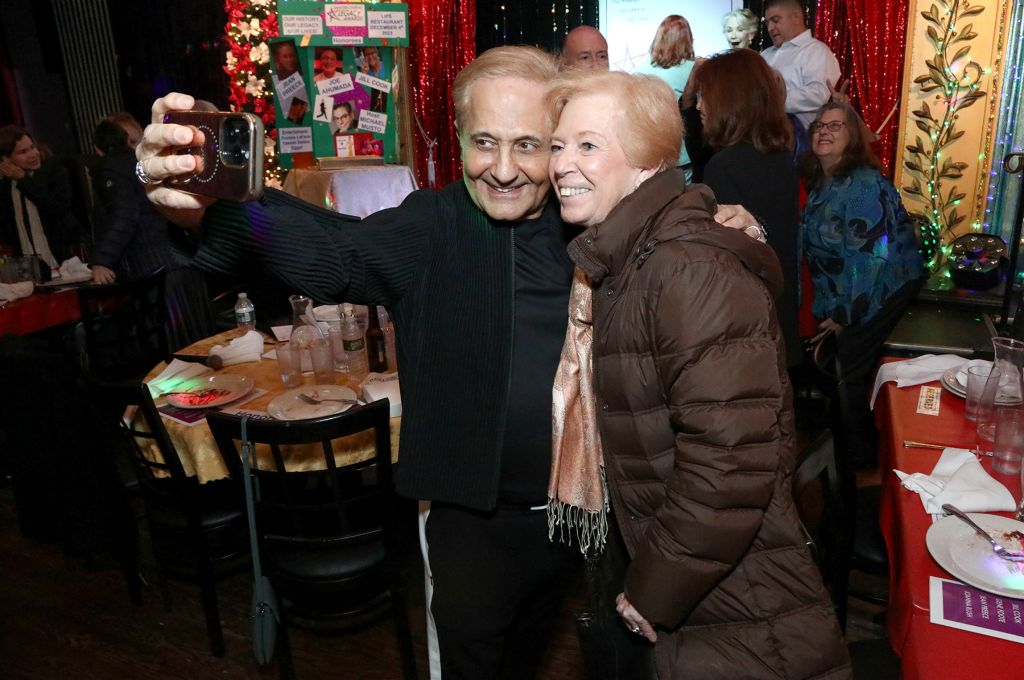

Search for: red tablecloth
xmin=876 ymin=372 xmax=1024 ymax=679
xmin=0 ymin=289 xmax=79 ymax=335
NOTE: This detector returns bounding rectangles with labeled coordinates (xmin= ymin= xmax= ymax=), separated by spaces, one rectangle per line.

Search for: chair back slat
xmin=76 ymin=268 xmax=168 ymax=383
xmin=206 ymin=399 xmax=394 ymax=548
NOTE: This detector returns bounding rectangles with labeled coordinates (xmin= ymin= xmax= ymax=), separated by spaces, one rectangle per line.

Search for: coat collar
xmin=568 ymin=168 xmax=717 ymax=283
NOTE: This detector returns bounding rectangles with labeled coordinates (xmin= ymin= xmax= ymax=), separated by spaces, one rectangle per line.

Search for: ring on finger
xmin=135 ymin=160 xmax=161 ymax=186
xmin=631 ymin=625 xmax=642 ymax=635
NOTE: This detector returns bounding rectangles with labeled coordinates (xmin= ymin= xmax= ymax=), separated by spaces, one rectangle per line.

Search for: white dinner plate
xmin=926 ymin=513 xmax=1024 ymax=598
xmin=940 ymin=368 xmax=1019 ymax=405
xmin=267 ymin=385 xmax=357 ymax=421
xmin=164 ymin=374 xmax=255 ymax=409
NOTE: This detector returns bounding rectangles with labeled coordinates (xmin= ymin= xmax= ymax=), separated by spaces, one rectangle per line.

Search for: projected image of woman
xmin=722 ymin=9 xmax=759 ymax=50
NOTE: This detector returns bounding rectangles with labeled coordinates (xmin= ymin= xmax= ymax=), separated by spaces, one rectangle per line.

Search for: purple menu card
xmin=929 ymin=577 xmax=1024 ymax=643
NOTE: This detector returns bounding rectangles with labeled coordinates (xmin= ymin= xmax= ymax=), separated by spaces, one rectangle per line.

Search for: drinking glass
xmin=965 ymin=365 xmax=992 ymax=422
xmin=994 ymin=407 xmax=1024 ymax=475
xmin=276 ymin=342 xmax=304 ymax=388
xmin=309 ymin=337 xmax=335 ymax=384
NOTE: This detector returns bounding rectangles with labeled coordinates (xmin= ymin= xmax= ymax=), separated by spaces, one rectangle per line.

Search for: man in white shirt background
xmin=761 ymin=0 xmax=841 ymax=128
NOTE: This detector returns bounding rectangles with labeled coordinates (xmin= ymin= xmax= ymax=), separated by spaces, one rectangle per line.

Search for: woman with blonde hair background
xmin=722 ymin=8 xmax=759 ymax=49
xmin=545 ymin=69 xmax=850 ymax=679
xmin=633 ymin=15 xmax=696 ymax=178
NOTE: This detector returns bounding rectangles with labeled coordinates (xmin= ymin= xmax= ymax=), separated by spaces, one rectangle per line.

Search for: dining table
xmin=141 ymin=329 xmax=401 ymax=483
xmin=875 ymin=361 xmax=1024 ymax=679
xmin=0 ymin=287 xmax=80 ymax=335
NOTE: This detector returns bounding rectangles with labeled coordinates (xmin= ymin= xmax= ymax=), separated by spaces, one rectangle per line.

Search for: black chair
xmin=112 ymin=382 xmax=248 ymax=657
xmin=808 ymin=339 xmax=891 ymax=623
xmin=792 ymin=431 xmax=900 ymax=680
xmin=74 ymin=267 xmax=169 ymax=386
xmin=206 ymin=400 xmax=417 ymax=680
xmin=793 ymin=429 xmax=850 ymax=628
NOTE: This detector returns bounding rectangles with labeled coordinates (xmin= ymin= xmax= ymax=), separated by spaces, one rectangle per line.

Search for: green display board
xmin=271 ymin=2 xmax=409 ymax=168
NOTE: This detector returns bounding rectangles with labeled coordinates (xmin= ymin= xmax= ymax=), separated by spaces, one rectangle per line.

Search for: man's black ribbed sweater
xmin=196 ymin=182 xmax=574 ymax=510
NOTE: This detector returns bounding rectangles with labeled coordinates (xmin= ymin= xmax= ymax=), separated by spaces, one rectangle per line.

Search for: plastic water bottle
xmin=340 ymin=303 xmax=368 ymax=379
xmin=379 ymin=306 xmax=397 ymax=372
xmin=234 ymin=292 xmax=255 ymax=331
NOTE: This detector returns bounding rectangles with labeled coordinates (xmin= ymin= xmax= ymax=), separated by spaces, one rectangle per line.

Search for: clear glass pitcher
xmin=288 ymin=294 xmax=326 ymax=349
xmin=977 ymin=337 xmax=1024 ymax=455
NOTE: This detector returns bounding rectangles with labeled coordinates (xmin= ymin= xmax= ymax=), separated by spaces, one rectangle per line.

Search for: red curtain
xmin=814 ymin=0 xmax=909 ymax=177
xmin=407 ymin=0 xmax=475 ymax=189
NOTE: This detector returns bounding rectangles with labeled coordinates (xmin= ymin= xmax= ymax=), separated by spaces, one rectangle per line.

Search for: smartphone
xmin=162 ymin=110 xmax=264 ymax=202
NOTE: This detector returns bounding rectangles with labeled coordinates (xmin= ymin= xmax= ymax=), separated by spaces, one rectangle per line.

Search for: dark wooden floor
xmin=0 ymin=483 xmax=587 ymax=680
xmin=0 ymin=463 xmax=890 ymax=680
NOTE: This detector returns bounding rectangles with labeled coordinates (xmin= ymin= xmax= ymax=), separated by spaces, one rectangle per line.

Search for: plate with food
xmin=926 ymin=512 xmax=1024 ymax=598
xmin=164 ymin=374 xmax=255 ymax=409
xmin=267 ymin=385 xmax=358 ymax=421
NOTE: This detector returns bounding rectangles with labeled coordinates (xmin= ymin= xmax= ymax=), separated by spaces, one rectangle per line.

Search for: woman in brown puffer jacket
xmin=545 ymin=70 xmax=850 ymax=679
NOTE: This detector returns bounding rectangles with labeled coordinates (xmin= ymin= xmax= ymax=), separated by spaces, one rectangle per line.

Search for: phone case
xmin=162 ymin=111 xmax=264 ymax=202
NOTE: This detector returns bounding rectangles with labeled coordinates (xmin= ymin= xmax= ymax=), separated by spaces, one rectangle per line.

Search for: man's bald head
xmin=560 ymin=26 xmax=609 ymax=71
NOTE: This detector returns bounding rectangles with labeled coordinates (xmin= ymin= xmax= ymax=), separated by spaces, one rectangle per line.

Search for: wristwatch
xmin=743 ymin=223 xmax=769 ymax=242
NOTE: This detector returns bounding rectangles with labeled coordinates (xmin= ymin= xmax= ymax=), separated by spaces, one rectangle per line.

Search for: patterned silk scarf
xmin=548 ymin=268 xmax=608 ymax=555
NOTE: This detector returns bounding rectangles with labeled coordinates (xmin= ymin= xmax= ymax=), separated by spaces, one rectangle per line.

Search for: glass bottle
xmin=365 ymin=304 xmax=388 ymax=373
xmin=378 ymin=305 xmax=397 ymax=372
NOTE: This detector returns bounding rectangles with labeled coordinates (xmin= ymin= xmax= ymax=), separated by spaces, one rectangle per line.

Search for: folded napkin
xmin=0 ymin=280 xmax=33 ymax=302
xmin=894 ymin=448 xmax=1016 ymax=515
xmin=145 ymin=358 xmax=213 ymax=396
xmin=360 ymin=372 xmax=401 ymax=417
xmin=955 ymin=359 xmax=991 ymax=387
xmin=870 ymin=354 xmax=968 ymax=408
xmin=58 ymin=256 xmax=90 ymax=279
xmin=208 ymin=330 xmax=265 ymax=367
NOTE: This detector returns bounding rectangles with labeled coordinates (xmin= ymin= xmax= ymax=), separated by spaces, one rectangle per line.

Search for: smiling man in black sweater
xmin=139 ymin=46 xmax=580 ymax=680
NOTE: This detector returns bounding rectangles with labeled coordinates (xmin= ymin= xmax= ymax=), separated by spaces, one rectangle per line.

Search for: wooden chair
xmin=206 ymin=400 xmax=417 ymax=680
xmin=113 ymin=382 xmax=248 ymax=657
xmin=75 ymin=268 xmax=169 ymax=386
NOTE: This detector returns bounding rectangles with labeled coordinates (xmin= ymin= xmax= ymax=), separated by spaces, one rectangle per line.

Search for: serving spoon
xmin=941 ymin=504 xmax=1024 ymax=562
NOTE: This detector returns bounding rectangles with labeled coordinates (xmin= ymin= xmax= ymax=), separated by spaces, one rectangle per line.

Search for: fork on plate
xmin=297 ymin=393 xmax=356 ymax=406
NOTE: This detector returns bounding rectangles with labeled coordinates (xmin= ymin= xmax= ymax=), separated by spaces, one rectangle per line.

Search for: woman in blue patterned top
xmin=801 ymin=101 xmax=926 ymax=467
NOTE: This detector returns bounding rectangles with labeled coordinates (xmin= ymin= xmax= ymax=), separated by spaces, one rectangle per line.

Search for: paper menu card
xmin=929 ymin=576 xmax=1024 ymax=643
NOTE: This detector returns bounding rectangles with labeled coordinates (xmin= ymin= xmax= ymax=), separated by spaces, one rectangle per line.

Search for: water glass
xmin=965 ymin=365 xmax=992 ymax=422
xmin=309 ymin=338 xmax=335 ymax=385
xmin=994 ymin=407 xmax=1024 ymax=475
xmin=276 ymin=342 xmax=303 ymax=388
xmin=328 ymin=326 xmax=350 ymax=372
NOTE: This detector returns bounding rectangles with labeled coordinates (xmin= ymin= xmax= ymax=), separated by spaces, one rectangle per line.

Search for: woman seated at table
xmin=801 ymin=102 xmax=927 ymax=469
xmin=0 ymin=125 xmax=81 ymax=267
xmin=545 ymin=69 xmax=850 ymax=679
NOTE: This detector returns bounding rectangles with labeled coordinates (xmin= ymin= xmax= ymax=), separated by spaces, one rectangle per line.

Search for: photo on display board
xmin=331 ymin=100 xmax=359 ymax=134
xmin=271 ymin=39 xmax=302 ymax=80
xmin=314 ymin=46 xmax=343 ymax=82
xmin=368 ymin=89 xmax=387 ymax=114
xmin=354 ymin=46 xmax=388 ymax=80
xmin=286 ymin=96 xmax=309 ymax=123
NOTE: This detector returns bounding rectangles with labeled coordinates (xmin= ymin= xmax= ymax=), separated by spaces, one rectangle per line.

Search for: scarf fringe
xmin=547 ymin=471 xmax=610 ymax=557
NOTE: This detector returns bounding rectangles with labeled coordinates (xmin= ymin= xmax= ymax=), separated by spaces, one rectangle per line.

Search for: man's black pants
xmin=425 ymin=502 xmax=580 ymax=680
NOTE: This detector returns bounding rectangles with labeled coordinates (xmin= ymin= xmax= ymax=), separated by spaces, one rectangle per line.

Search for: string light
xmin=224 ymin=0 xmax=282 ymax=186
xmin=983 ymin=0 xmax=1023 ymax=261
xmin=900 ymin=0 xmax=1011 ymax=270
